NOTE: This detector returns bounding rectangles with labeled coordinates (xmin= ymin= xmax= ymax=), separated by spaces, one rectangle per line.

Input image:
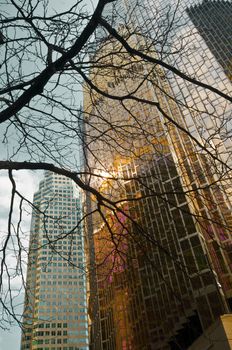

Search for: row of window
xmin=38 ymin=286 xmax=85 ymax=293
xmin=38 ymin=257 xmax=79 ymax=262
xmin=39 ymin=281 xmax=85 ymax=286
xmin=41 ymin=272 xmax=84 ymax=278
xmin=37 ymin=314 xmax=87 ymax=321
xmin=36 ymin=347 xmax=87 ymax=350
xmin=40 ymin=267 xmax=84 ymax=273
xmin=35 ymin=329 xmax=87 ymax=337
xmin=35 ymin=321 xmax=86 ymax=329
xmin=33 ymin=337 xmax=87 ymax=344
xmin=38 ymin=294 xmax=86 ymax=301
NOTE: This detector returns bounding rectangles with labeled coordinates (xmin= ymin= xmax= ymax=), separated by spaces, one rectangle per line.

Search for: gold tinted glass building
xmin=83 ymin=24 xmax=231 ymax=349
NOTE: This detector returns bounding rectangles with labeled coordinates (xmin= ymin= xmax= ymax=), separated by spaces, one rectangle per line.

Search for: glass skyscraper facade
xmin=187 ymin=0 xmax=232 ymax=80
xmin=83 ymin=0 xmax=232 ymax=349
xmin=21 ymin=172 xmax=88 ymax=350
xmin=134 ymin=0 xmax=232 ymax=308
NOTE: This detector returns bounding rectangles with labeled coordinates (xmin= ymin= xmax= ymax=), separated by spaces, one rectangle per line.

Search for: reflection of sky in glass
xmin=119 ymin=0 xmax=232 ymax=164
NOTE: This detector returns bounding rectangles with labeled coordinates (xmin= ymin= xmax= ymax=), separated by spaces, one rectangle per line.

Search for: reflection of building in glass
xmin=83 ymin=30 xmax=231 ymax=349
xmin=124 ymin=0 xmax=232 ymax=307
xmin=147 ymin=0 xmax=232 ymax=311
xmin=21 ymin=172 xmax=88 ymax=350
xmin=120 ymin=0 xmax=232 ymax=163
xmin=187 ymin=0 xmax=232 ymax=80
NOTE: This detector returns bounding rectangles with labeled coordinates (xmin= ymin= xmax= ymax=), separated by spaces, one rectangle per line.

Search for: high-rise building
xmin=83 ymin=1 xmax=232 ymax=349
xmin=102 ymin=0 xmax=232 ymax=160
xmin=83 ymin=36 xmax=231 ymax=350
xmin=133 ymin=0 xmax=232 ymax=308
xmin=187 ymin=0 xmax=232 ymax=81
xmin=139 ymin=0 xmax=232 ymax=161
xmin=21 ymin=172 xmax=88 ymax=350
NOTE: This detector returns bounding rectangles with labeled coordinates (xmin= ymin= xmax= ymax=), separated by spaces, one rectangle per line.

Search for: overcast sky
xmin=0 ymin=170 xmax=41 ymax=349
xmin=0 ymin=1 xmax=95 ymax=348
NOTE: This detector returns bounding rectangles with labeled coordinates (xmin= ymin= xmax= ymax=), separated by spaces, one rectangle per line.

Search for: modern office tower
xmin=142 ymin=0 xmax=232 ymax=304
xmin=111 ymin=0 xmax=232 ymax=160
xmin=120 ymin=0 xmax=232 ymax=303
xmin=145 ymin=0 xmax=232 ymax=158
xmin=187 ymin=0 xmax=232 ymax=81
xmin=21 ymin=172 xmax=88 ymax=350
xmin=83 ymin=24 xmax=231 ymax=348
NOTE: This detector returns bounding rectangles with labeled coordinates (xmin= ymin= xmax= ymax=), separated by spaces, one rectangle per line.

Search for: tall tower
xmin=83 ymin=28 xmax=231 ymax=349
xmin=122 ymin=0 xmax=232 ymax=308
xmin=21 ymin=172 xmax=88 ymax=350
xmin=187 ymin=0 xmax=232 ymax=80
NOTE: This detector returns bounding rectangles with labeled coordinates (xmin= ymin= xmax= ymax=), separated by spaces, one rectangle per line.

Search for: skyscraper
xmin=136 ymin=0 xmax=232 ymax=309
xmin=83 ymin=1 xmax=232 ymax=349
xmin=187 ymin=0 xmax=232 ymax=80
xmin=21 ymin=172 xmax=88 ymax=350
xmin=83 ymin=34 xmax=231 ymax=350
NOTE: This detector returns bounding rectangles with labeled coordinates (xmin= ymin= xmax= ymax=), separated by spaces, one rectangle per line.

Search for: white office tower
xmin=21 ymin=171 xmax=88 ymax=350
